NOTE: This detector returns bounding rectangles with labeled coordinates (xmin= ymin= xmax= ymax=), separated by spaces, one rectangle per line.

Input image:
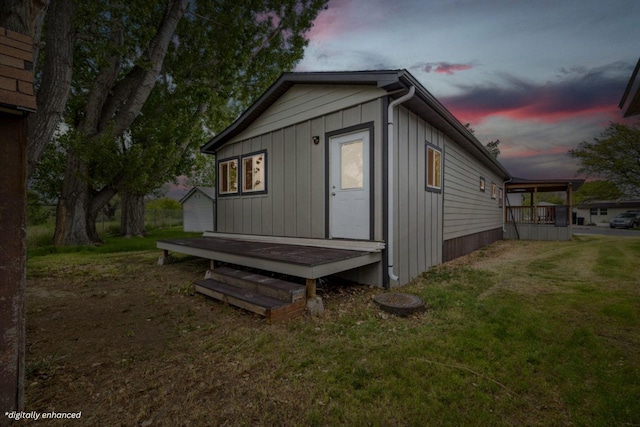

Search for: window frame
xmin=600 ymin=208 xmax=607 ymax=216
xmin=590 ymin=208 xmax=598 ymax=216
xmin=498 ymin=188 xmax=503 ymax=208
xmin=491 ymin=183 xmax=497 ymax=199
xmin=425 ymin=142 xmax=442 ymax=193
xmin=217 ymin=156 xmax=239 ymax=197
xmin=480 ymin=177 xmax=486 ymax=192
xmin=240 ymin=150 xmax=268 ymax=195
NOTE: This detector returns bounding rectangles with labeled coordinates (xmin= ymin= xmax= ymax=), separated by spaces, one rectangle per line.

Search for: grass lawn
xmin=25 ymin=232 xmax=640 ymax=426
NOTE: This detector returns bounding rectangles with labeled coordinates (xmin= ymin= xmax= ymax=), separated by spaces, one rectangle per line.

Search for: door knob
xmin=331 ymin=192 xmax=336 ymax=196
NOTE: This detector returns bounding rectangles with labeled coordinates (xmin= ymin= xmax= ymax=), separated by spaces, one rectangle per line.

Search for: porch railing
xmin=506 ymin=206 xmax=558 ymax=224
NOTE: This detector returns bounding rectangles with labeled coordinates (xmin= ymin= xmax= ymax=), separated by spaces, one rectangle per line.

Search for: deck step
xmin=208 ymin=266 xmax=306 ymax=303
xmin=195 ymin=279 xmax=306 ymax=323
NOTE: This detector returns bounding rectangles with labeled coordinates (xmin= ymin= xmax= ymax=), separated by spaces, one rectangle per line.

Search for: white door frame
xmin=328 ymin=128 xmax=371 ymax=240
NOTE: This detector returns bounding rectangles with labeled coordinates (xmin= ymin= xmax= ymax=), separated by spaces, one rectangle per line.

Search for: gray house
xmin=161 ymin=70 xmax=510 ymax=284
xmin=157 ymin=70 xmax=521 ymax=319
xmin=180 ymin=186 xmax=216 ymax=232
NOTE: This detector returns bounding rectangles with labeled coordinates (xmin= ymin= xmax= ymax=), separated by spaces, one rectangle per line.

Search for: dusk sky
xmin=295 ymin=0 xmax=640 ymax=179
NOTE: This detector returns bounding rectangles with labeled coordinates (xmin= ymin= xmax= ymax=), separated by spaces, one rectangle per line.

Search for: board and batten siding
xmin=225 ymin=84 xmax=387 ymax=145
xmin=216 ymin=87 xmax=385 ymax=244
xmin=390 ymin=105 xmax=444 ymax=286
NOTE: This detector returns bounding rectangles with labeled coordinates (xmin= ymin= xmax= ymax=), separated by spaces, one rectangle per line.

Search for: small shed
xmin=180 ymin=187 xmax=216 ymax=232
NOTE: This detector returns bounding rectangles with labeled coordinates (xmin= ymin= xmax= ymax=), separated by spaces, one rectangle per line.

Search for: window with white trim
xmin=426 ymin=144 xmax=442 ymax=191
xmin=218 ymin=158 xmax=238 ymax=195
xmin=491 ymin=183 xmax=497 ymax=199
xmin=242 ymin=151 xmax=266 ymax=193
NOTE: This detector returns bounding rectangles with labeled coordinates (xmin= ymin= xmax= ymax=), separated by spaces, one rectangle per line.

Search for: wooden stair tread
xmin=195 ymin=278 xmax=306 ymax=323
xmin=196 ymin=279 xmax=287 ymax=309
xmin=209 ymin=266 xmax=305 ymax=303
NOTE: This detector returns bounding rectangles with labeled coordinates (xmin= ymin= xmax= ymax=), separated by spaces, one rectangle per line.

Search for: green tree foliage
xmin=186 ymin=153 xmax=217 ymax=188
xmin=572 ymin=180 xmax=622 ymax=205
xmin=26 ymin=191 xmax=52 ymax=225
xmin=569 ymin=123 xmax=640 ymax=197
xmin=37 ymin=0 xmax=328 ymax=244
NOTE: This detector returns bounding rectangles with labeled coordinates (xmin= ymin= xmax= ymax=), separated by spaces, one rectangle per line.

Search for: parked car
xmin=609 ymin=211 xmax=639 ymax=229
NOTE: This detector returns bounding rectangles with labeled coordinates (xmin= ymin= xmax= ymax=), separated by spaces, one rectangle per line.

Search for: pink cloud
xmin=411 ymin=62 xmax=474 ymax=76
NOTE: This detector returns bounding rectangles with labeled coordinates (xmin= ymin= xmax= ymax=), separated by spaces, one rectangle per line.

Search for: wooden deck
xmin=157 ymin=235 xmax=383 ymax=279
xmin=157 ymin=234 xmax=384 ymax=319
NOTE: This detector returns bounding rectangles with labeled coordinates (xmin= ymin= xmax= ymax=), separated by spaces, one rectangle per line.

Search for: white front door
xmin=329 ymin=130 xmax=370 ymax=239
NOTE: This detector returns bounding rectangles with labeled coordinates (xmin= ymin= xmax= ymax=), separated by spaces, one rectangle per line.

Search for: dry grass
xmin=24 ymin=235 xmax=640 ymax=426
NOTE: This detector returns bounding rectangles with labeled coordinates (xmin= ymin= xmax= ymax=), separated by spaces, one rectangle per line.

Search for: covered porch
xmin=504 ymin=178 xmax=584 ymax=241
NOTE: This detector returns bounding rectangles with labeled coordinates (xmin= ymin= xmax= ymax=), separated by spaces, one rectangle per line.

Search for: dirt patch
xmin=24 ymin=252 xmax=378 ymax=425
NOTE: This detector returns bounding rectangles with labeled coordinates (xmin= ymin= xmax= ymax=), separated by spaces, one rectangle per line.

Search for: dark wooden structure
xmin=158 ymin=234 xmax=383 ymax=319
xmin=0 ymin=26 xmax=36 ymax=414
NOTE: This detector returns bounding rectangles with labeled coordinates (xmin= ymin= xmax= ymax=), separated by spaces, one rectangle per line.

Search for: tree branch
xmin=27 ymin=0 xmax=75 ymax=177
xmin=98 ymin=0 xmax=188 ymax=138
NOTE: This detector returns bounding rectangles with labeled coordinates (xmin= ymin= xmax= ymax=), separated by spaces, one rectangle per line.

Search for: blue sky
xmin=296 ymin=0 xmax=640 ymax=179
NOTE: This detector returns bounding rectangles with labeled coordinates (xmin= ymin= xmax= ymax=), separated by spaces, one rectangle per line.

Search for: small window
xmin=242 ymin=151 xmax=266 ymax=193
xmin=426 ymin=143 xmax=442 ymax=192
xmin=590 ymin=208 xmax=598 ymax=216
xmin=218 ymin=158 xmax=238 ymax=195
xmin=491 ymin=183 xmax=497 ymax=199
xmin=498 ymin=188 xmax=503 ymax=208
xmin=480 ymin=177 xmax=486 ymax=192
xmin=600 ymin=208 xmax=607 ymax=216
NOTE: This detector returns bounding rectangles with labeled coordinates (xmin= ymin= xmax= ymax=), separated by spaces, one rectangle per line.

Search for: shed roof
xmin=201 ymin=70 xmax=510 ymax=179
xmin=179 ymin=186 xmax=216 ymax=204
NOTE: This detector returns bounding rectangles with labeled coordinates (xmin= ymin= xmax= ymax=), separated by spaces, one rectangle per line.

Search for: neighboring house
xmin=575 ymin=200 xmax=640 ymax=225
xmin=192 ymin=69 xmax=511 ymax=288
xmin=180 ymin=187 xmax=216 ymax=232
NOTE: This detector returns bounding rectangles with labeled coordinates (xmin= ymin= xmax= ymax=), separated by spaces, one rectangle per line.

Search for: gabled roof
xmin=179 ymin=186 xmax=216 ymax=204
xmin=201 ymin=70 xmax=510 ymax=179
xmin=619 ymin=57 xmax=640 ymax=118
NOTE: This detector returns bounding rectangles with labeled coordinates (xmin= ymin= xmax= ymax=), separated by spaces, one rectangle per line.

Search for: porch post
xmin=305 ymin=278 xmax=316 ymax=299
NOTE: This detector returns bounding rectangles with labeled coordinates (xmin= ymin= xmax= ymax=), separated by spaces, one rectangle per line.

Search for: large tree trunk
xmin=54 ymin=150 xmax=92 ymax=246
xmin=53 ymin=0 xmax=187 ymax=246
xmin=120 ymin=192 xmax=146 ymax=238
